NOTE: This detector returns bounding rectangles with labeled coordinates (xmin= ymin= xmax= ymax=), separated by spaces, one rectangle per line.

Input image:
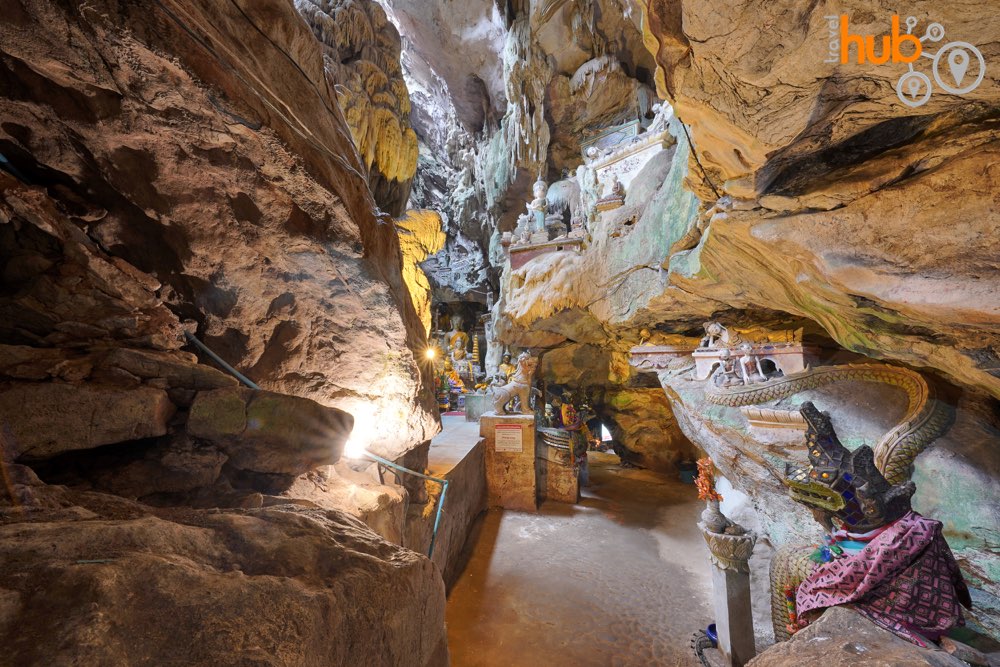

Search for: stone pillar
xmin=700 ymin=505 xmax=757 ymax=667
xmin=480 ymin=413 xmax=536 ymax=511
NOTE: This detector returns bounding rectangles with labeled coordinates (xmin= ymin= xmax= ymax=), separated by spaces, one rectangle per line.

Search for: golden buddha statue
xmin=447 ymin=314 xmax=469 ymax=353
xmin=498 ymin=353 xmax=516 ymax=381
xmin=443 ymin=357 xmax=465 ymax=392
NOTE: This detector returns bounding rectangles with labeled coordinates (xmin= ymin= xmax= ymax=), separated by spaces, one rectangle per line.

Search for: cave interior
xmin=1 ymin=0 xmax=999 ymax=665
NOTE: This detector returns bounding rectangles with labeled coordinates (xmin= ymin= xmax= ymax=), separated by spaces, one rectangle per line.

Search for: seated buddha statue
xmin=450 ymin=339 xmax=474 ymax=382
xmin=498 ymin=353 xmax=516 ymax=381
xmin=447 ymin=315 xmax=469 ymax=354
xmin=443 ymin=358 xmax=465 ymax=393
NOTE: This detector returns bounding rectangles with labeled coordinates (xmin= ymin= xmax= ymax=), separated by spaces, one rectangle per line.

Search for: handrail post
xmin=427 ymin=479 xmax=449 ymax=559
xmin=361 ymin=451 xmax=450 ymax=559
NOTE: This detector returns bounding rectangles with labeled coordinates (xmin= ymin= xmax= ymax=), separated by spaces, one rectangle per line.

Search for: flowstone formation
xmin=296 ymin=0 xmax=419 ymax=215
xmin=395 ymin=210 xmax=446 ymax=335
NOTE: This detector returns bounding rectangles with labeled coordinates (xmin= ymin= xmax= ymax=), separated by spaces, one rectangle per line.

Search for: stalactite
xmin=296 ymin=0 xmax=417 ymax=213
xmin=355 ymin=60 xmax=389 ymax=98
xmin=570 ymin=0 xmax=596 ymax=47
xmin=569 ymin=55 xmax=619 ymax=95
xmin=390 ymin=79 xmax=411 ymax=116
xmin=493 ymin=14 xmax=553 ymax=196
xmin=476 ymin=125 xmax=515 ymax=212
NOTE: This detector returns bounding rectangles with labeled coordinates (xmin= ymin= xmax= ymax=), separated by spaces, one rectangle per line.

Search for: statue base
xmin=480 ymin=413 xmax=537 ymax=511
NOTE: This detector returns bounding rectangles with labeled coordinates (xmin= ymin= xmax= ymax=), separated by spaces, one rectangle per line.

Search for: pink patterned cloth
xmin=796 ymin=512 xmax=971 ymax=647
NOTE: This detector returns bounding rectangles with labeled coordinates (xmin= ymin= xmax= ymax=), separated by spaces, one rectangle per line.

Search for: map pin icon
xmin=907 ymin=77 xmax=921 ymax=98
xmin=949 ymin=49 xmax=970 ymax=87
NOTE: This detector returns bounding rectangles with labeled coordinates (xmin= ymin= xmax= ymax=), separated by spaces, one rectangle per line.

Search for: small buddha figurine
xmin=447 ymin=315 xmax=469 ymax=353
xmin=498 ymin=353 xmax=516 ymax=381
xmin=514 ymin=212 xmax=530 ymax=241
xmin=526 ymin=178 xmax=548 ymax=233
xmin=443 ymin=358 xmax=464 ymax=392
xmin=450 ymin=339 xmax=474 ymax=382
xmin=610 ymin=173 xmax=624 ymax=199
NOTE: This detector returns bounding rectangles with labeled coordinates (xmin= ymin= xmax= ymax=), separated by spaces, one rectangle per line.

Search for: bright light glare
xmin=601 ymin=424 xmax=612 ymax=442
xmin=343 ymin=437 xmax=368 ymax=459
xmin=425 ymin=347 xmax=436 ymax=360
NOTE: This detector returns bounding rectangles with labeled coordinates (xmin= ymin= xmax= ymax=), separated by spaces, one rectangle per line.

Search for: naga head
xmin=784 ymin=401 xmax=915 ymax=533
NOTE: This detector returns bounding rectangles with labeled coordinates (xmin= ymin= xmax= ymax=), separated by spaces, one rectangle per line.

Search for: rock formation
xmin=0 ymin=0 xmax=438 ymax=461
xmin=4 ymin=0 xmax=1000 ymax=661
xmin=0 ymin=0 xmax=447 ymax=661
xmin=748 ymin=607 xmax=967 ymax=666
xmin=641 ymin=0 xmax=1000 ymax=396
xmin=480 ymin=0 xmax=1000 ymax=643
xmin=0 ymin=474 xmax=447 ymax=666
xmin=388 ymin=0 xmax=659 ymax=305
xmin=296 ymin=0 xmax=419 ymax=215
xmin=396 ymin=210 xmax=446 ymax=334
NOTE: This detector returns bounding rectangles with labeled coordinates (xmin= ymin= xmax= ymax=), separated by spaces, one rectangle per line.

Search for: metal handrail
xmin=183 ymin=331 xmax=260 ymax=389
xmin=363 ymin=452 xmax=450 ymax=559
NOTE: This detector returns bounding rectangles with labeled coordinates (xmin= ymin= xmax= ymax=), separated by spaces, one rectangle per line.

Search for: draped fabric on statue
xmin=796 ymin=512 xmax=971 ymax=647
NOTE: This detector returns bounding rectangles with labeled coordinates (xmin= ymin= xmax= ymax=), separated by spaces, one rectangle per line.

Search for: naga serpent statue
xmin=703 ymin=363 xmax=960 ymax=643
xmin=704 ymin=363 xmax=951 ymax=486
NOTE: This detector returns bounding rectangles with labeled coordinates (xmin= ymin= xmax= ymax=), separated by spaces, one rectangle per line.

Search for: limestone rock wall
xmin=748 ymin=607 xmax=966 ymax=666
xmin=602 ymin=388 xmax=699 ymax=472
xmin=0 ymin=0 xmax=438 ymax=460
xmin=642 ymin=0 xmax=1000 ymax=397
xmin=0 ymin=1 xmax=450 ymax=660
xmin=0 ymin=478 xmax=448 ymax=667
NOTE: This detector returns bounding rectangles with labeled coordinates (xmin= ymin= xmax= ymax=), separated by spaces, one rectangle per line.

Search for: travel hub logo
xmin=824 ymin=14 xmax=986 ymax=108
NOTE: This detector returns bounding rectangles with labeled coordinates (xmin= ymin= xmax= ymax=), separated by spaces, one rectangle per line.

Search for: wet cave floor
xmin=446 ymin=452 xmax=713 ymax=667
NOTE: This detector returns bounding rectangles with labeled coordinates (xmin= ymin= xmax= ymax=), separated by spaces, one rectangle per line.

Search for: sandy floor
xmin=446 ymin=452 xmax=713 ymax=667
